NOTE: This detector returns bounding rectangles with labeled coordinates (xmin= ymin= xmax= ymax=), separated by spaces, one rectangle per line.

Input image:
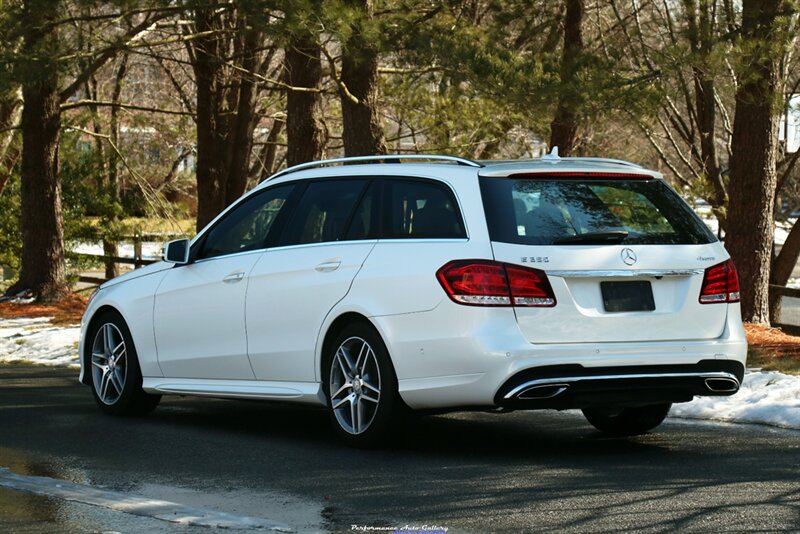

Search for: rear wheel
xmin=582 ymin=403 xmax=671 ymax=436
xmin=88 ymin=311 xmax=161 ymax=416
xmin=323 ymin=322 xmax=402 ymax=447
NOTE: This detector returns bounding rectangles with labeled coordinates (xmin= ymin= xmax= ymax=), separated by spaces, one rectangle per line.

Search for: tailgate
xmin=492 ymin=242 xmax=729 ymax=343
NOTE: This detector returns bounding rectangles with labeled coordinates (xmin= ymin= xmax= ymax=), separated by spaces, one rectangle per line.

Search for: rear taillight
xmin=699 ymin=259 xmax=740 ymax=304
xmin=436 ymin=260 xmax=556 ymax=307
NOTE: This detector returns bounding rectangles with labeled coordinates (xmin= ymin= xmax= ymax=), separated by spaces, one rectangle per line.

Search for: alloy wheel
xmin=91 ymin=323 xmax=128 ymax=405
xmin=329 ymin=336 xmax=382 ymax=435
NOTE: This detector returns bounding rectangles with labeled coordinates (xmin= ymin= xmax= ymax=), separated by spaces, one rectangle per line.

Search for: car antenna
xmin=541 ymin=146 xmax=560 ymax=162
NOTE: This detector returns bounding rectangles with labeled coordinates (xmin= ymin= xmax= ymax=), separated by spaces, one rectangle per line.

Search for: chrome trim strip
xmin=517 ymin=384 xmax=569 ymax=400
xmin=503 ymin=371 xmax=739 ymax=400
xmin=548 ymin=269 xmax=704 ymax=278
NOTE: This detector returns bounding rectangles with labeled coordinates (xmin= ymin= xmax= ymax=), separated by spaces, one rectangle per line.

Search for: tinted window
xmin=385 ymin=179 xmax=465 ymax=238
xmin=480 ymin=177 xmax=715 ymax=245
xmin=281 ymin=180 xmax=368 ymax=245
xmin=345 ymin=181 xmax=378 ymax=240
xmin=198 ymin=184 xmax=294 ymax=260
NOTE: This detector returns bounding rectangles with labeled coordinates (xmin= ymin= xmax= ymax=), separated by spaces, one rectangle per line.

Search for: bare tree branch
xmin=61 ymin=100 xmax=195 ymax=116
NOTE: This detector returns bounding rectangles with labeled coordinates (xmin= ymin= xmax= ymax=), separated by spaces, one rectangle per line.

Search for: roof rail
xmin=267 ymin=154 xmax=483 ymax=181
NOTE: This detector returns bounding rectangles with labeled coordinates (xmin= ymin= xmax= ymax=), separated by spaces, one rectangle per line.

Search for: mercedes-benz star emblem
xmin=621 ymin=248 xmax=637 ymax=266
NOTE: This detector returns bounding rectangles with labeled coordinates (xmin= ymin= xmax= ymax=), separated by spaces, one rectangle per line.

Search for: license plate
xmin=600 ymin=281 xmax=655 ymax=312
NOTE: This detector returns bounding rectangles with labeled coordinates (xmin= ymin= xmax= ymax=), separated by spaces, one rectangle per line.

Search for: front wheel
xmin=323 ymin=323 xmax=402 ymax=447
xmin=88 ymin=311 xmax=161 ymax=416
xmin=582 ymin=403 xmax=671 ymax=436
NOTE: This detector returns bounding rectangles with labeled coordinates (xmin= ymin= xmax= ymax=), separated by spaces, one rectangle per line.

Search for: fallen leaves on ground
xmin=744 ymin=323 xmax=800 ymax=374
xmin=745 ymin=323 xmax=800 ymax=348
xmin=0 ymin=293 xmax=87 ymax=326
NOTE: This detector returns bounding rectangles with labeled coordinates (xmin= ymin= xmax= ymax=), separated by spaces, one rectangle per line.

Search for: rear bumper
xmin=372 ymin=299 xmax=747 ymax=410
xmin=494 ymin=359 xmax=744 ymax=410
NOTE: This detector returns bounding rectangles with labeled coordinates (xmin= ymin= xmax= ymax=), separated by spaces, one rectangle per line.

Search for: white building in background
xmin=780 ymin=94 xmax=800 ymax=154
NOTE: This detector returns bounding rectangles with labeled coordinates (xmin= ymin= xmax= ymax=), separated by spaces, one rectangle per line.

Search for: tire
xmin=87 ymin=310 xmax=161 ymax=416
xmin=322 ymin=322 xmax=403 ymax=448
xmin=582 ymin=403 xmax=671 ymax=436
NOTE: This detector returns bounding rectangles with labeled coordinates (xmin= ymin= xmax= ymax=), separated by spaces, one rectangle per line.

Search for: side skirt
xmin=142 ymin=377 xmax=327 ymax=406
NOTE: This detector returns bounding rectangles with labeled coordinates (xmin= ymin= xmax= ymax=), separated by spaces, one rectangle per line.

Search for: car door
xmin=245 ymin=178 xmax=379 ymax=382
xmin=153 ymin=184 xmax=296 ymax=379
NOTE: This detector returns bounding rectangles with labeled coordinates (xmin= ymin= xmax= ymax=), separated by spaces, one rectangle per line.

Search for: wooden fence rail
xmin=769 ymin=284 xmax=800 ymax=336
xmin=770 ymin=284 xmax=800 ymax=300
xmin=73 ymin=231 xmax=184 ymax=286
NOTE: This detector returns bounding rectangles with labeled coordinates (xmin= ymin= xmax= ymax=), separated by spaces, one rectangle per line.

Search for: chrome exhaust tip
xmin=517 ymin=383 xmax=569 ymax=400
xmin=704 ymin=377 xmax=739 ymax=393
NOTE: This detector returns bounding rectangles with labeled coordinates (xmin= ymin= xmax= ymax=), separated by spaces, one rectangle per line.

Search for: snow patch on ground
xmin=670 ymin=371 xmax=800 ymax=430
xmin=0 ymin=317 xmax=80 ymax=366
xmin=71 ymin=241 xmax=164 ymax=260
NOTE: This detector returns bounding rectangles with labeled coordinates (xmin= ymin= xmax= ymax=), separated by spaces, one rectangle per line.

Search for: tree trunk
xmin=769 ymin=222 xmax=800 ymax=322
xmin=726 ymin=0 xmax=792 ymax=324
xmin=340 ymin=0 xmax=386 ymax=157
xmin=0 ymin=90 xmax=21 ymax=182
xmin=684 ymin=0 xmax=727 ymax=231
xmin=191 ymin=5 xmax=228 ymax=231
xmin=0 ymin=89 xmax=21 ymax=197
xmin=102 ymin=55 xmax=127 ymax=280
xmin=256 ymin=116 xmax=285 ymax=183
xmin=225 ymin=21 xmax=260 ymax=205
xmin=549 ymin=0 xmax=583 ymax=156
xmin=9 ymin=13 xmax=67 ymax=300
xmin=285 ymin=35 xmax=327 ymax=166
xmin=190 ymin=4 xmax=265 ymax=228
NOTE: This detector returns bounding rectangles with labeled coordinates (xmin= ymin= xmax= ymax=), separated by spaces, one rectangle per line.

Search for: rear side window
xmin=280 ymin=179 xmax=368 ymax=245
xmin=479 ymin=177 xmax=715 ymax=245
xmin=384 ymin=179 xmax=465 ymax=239
xmin=346 ymin=181 xmax=379 ymax=240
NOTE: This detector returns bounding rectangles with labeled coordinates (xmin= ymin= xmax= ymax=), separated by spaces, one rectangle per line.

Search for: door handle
xmin=223 ymin=271 xmax=246 ymax=283
xmin=315 ymin=261 xmax=341 ymax=273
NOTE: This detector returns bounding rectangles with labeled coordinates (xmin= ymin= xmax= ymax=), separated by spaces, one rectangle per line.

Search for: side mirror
xmin=164 ymin=238 xmax=190 ymax=264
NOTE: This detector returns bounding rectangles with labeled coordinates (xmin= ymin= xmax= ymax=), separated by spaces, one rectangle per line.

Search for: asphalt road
xmin=1 ymin=365 xmax=799 ymax=533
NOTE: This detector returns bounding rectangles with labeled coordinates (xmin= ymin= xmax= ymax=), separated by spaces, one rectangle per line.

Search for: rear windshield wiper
xmin=553 ymin=231 xmax=629 ymax=245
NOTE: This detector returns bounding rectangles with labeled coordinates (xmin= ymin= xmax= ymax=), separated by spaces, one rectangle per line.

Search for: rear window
xmin=479 ymin=177 xmax=715 ymax=245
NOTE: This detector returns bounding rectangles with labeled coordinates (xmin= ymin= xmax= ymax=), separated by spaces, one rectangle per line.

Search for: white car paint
xmin=246 ymin=240 xmax=377 ymax=382
xmin=153 ymin=250 xmax=262 ymax=380
xmin=79 ymin=156 xmax=748 ymax=413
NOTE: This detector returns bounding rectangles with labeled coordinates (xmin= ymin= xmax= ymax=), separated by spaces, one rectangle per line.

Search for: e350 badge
xmin=520 ymin=256 xmax=550 ymax=264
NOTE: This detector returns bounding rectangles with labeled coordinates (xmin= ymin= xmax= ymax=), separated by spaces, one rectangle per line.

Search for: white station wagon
xmin=79 ymin=153 xmax=747 ymax=446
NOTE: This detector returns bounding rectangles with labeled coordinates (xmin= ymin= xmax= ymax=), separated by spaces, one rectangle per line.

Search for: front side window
xmin=198 ymin=184 xmax=294 ymax=260
xmin=384 ymin=179 xmax=465 ymax=238
xmin=280 ymin=179 xmax=369 ymax=246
